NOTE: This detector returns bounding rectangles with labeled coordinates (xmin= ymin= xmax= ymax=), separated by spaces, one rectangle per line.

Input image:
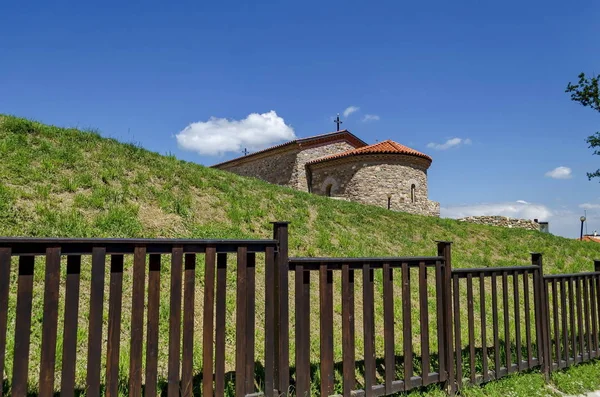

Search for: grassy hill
xmin=1 ymin=114 xmax=600 ymax=396
xmin=1 ymin=114 xmax=599 ymax=270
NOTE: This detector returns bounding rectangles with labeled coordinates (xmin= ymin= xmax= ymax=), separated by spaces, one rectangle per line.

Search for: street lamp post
xmin=580 ymin=216 xmax=586 ymax=240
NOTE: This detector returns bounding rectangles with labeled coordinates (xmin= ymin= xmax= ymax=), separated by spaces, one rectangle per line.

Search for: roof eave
xmin=307 ymin=151 xmax=433 ymax=167
xmin=211 ymin=130 xmax=367 ymax=168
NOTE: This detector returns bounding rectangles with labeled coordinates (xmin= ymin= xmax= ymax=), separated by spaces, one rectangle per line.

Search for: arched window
xmin=326 ymin=184 xmax=333 ymax=197
xmin=410 ymin=184 xmax=416 ymax=203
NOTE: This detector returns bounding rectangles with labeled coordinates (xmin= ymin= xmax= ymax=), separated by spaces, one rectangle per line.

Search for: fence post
xmin=531 ymin=253 xmax=550 ymax=381
xmin=437 ymin=241 xmax=455 ymax=395
xmin=272 ymin=221 xmax=290 ymax=395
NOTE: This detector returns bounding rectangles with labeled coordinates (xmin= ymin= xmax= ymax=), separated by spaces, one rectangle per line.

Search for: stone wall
xmin=295 ymin=141 xmax=356 ymax=191
xmin=217 ymin=148 xmax=299 ymax=187
xmin=309 ymin=154 xmax=440 ymax=216
xmin=457 ymin=216 xmax=540 ymax=231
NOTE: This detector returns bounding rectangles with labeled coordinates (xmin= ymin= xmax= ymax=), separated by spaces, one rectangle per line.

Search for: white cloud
xmin=580 ymin=203 xmax=600 ymax=210
xmin=362 ymin=114 xmax=380 ymax=122
xmin=343 ymin=106 xmax=360 ymax=117
xmin=441 ymin=201 xmax=553 ymax=221
xmin=427 ymin=137 xmax=472 ymax=150
xmin=176 ymin=111 xmax=296 ymax=156
xmin=545 ymin=166 xmax=572 ymax=179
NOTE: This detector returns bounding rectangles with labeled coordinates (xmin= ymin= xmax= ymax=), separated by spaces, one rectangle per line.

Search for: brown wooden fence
xmin=0 ymin=223 xmax=600 ymax=396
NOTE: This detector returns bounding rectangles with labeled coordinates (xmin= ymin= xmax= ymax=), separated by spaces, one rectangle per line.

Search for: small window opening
xmin=326 ymin=184 xmax=333 ymax=197
xmin=387 ymin=194 xmax=392 ymax=210
xmin=410 ymin=184 xmax=416 ymax=203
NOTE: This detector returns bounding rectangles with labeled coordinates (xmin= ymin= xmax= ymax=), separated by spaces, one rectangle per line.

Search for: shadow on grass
xmin=3 ymin=338 xmax=592 ymax=396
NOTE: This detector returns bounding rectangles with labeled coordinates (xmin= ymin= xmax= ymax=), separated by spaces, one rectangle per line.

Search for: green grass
xmin=1 ymin=114 xmax=600 ymax=396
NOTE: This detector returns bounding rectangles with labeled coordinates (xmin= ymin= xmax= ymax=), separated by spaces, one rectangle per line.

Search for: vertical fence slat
xmin=106 ymin=255 xmax=124 ymax=397
xmin=491 ymin=273 xmax=500 ymax=379
xmin=168 ymin=246 xmax=183 ymax=396
xmin=480 ymin=273 xmax=489 ymax=382
xmin=383 ymin=262 xmax=395 ymax=394
xmin=434 ymin=261 xmax=446 ymax=381
xmin=596 ymin=268 xmax=600 ymax=357
xmin=246 ymin=252 xmax=256 ymax=395
xmin=273 ymin=222 xmax=290 ymax=395
xmin=576 ymin=277 xmax=584 ymax=360
xmin=86 ymin=247 xmax=106 ymax=397
xmin=215 ymin=253 xmax=227 ymax=397
xmin=523 ymin=271 xmax=532 ymax=368
xmin=502 ymin=271 xmax=512 ymax=373
xmin=438 ymin=242 xmax=454 ymax=393
xmin=319 ymin=264 xmax=334 ymax=397
xmin=560 ymin=280 xmax=569 ymax=367
xmin=544 ymin=280 xmax=552 ymax=370
xmin=466 ymin=274 xmax=475 ymax=384
xmin=532 ymin=255 xmax=549 ymax=379
xmin=295 ymin=265 xmax=310 ymax=397
xmin=264 ymin=247 xmax=276 ymax=397
xmin=235 ymin=246 xmax=248 ymax=397
xmin=419 ymin=262 xmax=430 ymax=383
xmin=402 ymin=262 xmax=413 ymax=390
xmin=11 ymin=256 xmax=34 ymax=397
xmin=552 ymin=280 xmax=559 ymax=367
xmin=61 ymin=255 xmax=81 ymax=397
xmin=590 ymin=275 xmax=598 ymax=357
xmin=584 ymin=276 xmax=592 ymax=359
xmin=513 ymin=272 xmax=522 ymax=371
xmin=38 ymin=248 xmax=61 ymax=397
xmin=0 ymin=249 xmax=10 ymax=397
xmin=594 ymin=272 xmax=600 ymax=356
xmin=145 ymin=254 xmax=161 ymax=397
xmin=342 ymin=264 xmax=356 ymax=395
xmin=363 ymin=264 xmax=375 ymax=396
xmin=202 ymin=248 xmax=216 ymax=397
xmin=129 ymin=247 xmax=146 ymax=397
xmin=568 ymin=278 xmax=576 ymax=363
xmin=453 ymin=274 xmax=462 ymax=387
xmin=182 ymin=254 xmax=196 ymax=397
xmin=293 ymin=264 xmax=307 ymax=396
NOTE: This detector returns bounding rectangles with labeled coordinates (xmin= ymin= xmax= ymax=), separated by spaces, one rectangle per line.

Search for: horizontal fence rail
xmin=1 ymin=224 xmax=600 ymax=396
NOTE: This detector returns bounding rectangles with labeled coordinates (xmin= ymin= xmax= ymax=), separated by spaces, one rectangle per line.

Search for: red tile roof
xmin=582 ymin=235 xmax=600 ymax=243
xmin=307 ymin=139 xmax=432 ymax=165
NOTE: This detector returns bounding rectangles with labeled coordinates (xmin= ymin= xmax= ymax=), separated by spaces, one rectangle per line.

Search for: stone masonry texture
xmin=309 ymin=154 xmax=440 ymax=217
xmin=217 ymin=148 xmax=299 ymax=188
xmin=294 ymin=141 xmax=356 ymax=191
xmin=457 ymin=216 xmax=541 ymax=231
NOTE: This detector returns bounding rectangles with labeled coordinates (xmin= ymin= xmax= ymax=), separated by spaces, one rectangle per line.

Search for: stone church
xmin=212 ymin=130 xmax=440 ymax=216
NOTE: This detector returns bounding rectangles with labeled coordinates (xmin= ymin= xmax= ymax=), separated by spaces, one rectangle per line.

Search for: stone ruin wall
xmin=457 ymin=216 xmax=540 ymax=231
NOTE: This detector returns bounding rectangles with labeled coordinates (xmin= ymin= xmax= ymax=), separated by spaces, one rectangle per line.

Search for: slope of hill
xmin=1 ymin=114 xmax=600 ymax=396
xmin=1 ymin=114 xmax=599 ymax=271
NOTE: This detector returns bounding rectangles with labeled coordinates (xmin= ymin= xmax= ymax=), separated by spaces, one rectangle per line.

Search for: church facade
xmin=212 ymin=130 xmax=440 ymax=217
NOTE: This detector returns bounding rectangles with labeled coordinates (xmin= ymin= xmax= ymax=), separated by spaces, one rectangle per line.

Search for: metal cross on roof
xmin=334 ymin=113 xmax=343 ymax=131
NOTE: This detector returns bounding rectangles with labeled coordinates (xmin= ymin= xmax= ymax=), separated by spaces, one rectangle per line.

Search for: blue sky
xmin=1 ymin=0 xmax=599 ymax=238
